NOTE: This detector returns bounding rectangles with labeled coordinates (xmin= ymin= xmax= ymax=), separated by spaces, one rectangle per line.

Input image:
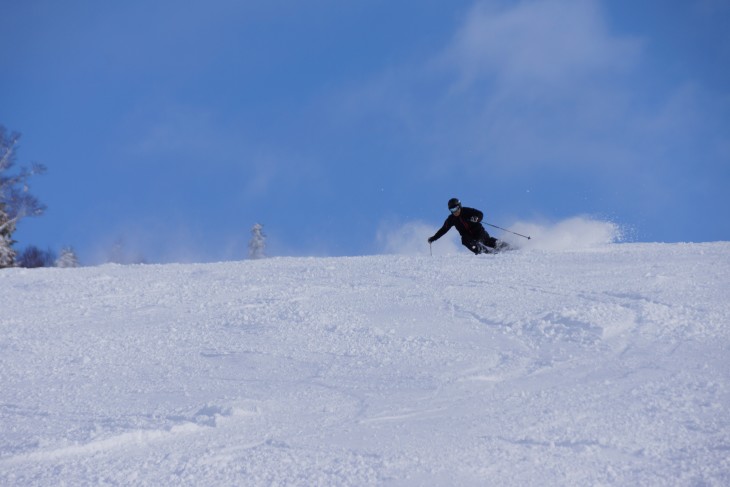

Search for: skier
xmin=427 ymin=198 xmax=509 ymax=255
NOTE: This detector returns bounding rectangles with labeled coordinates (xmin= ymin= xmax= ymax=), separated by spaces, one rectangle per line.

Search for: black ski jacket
xmin=430 ymin=207 xmax=485 ymax=241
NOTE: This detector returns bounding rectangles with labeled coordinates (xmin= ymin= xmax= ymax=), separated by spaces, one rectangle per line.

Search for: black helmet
xmin=448 ymin=198 xmax=461 ymax=211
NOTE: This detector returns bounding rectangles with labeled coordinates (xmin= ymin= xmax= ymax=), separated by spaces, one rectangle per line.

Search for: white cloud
xmin=325 ymin=0 xmax=648 ymax=179
xmin=445 ymin=0 xmax=640 ymax=92
xmin=423 ymin=0 xmax=649 ymax=174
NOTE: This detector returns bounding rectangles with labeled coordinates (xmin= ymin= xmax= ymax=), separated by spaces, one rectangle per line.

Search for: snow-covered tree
xmin=56 ymin=246 xmax=80 ymax=268
xmin=0 ymin=126 xmax=46 ymax=265
xmin=248 ymin=223 xmax=266 ymax=259
xmin=0 ymin=203 xmax=16 ymax=268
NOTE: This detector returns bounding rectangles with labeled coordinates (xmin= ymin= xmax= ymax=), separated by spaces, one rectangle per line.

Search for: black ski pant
xmin=461 ymin=227 xmax=497 ymax=255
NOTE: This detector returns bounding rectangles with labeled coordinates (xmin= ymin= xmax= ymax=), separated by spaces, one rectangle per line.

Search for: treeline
xmin=14 ymin=245 xmax=80 ymax=268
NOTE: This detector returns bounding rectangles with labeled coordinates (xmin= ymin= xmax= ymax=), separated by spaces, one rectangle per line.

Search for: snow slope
xmin=2 ymin=242 xmax=729 ymax=486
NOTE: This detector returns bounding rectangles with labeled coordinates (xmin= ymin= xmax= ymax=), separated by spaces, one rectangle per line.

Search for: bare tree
xmin=17 ymin=245 xmax=56 ymax=268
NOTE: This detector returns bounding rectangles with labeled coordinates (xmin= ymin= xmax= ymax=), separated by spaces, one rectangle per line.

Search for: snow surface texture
xmin=2 ymin=242 xmax=729 ymax=485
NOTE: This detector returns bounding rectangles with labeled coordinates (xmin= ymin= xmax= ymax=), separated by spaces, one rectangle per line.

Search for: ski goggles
xmin=449 ymin=206 xmax=461 ymax=214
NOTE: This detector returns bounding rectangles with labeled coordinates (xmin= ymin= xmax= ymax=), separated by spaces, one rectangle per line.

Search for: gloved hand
xmin=427 ymin=237 xmax=435 ymax=244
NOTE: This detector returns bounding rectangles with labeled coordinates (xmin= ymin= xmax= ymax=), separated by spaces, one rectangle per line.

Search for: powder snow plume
xmin=505 ymin=216 xmax=623 ymax=250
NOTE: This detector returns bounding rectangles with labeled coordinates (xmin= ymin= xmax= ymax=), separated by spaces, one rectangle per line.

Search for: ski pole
xmin=484 ymin=222 xmax=531 ymax=240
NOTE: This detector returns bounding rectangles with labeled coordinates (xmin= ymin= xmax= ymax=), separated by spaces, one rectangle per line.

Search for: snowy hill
xmin=2 ymin=242 xmax=729 ymax=486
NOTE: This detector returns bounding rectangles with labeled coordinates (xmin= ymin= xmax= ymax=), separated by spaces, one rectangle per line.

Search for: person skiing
xmin=427 ymin=198 xmax=507 ymax=255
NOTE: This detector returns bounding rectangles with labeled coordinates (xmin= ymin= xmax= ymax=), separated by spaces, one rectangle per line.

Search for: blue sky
xmin=3 ymin=0 xmax=729 ymax=262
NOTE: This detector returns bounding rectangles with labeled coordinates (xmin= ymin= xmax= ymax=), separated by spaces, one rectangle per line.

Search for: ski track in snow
xmin=1 ymin=242 xmax=729 ymax=486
